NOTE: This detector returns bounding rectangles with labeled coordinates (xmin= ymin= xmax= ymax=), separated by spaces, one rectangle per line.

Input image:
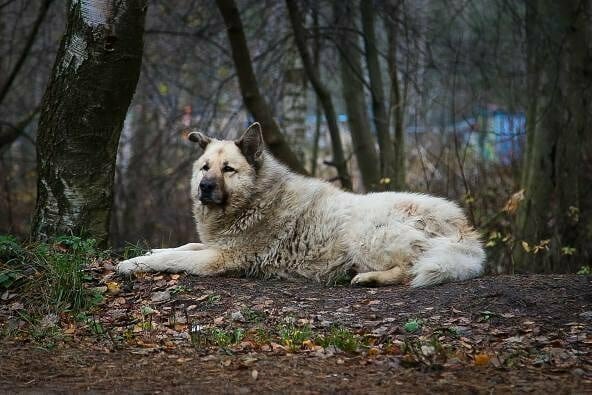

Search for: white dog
xmin=118 ymin=123 xmax=485 ymax=287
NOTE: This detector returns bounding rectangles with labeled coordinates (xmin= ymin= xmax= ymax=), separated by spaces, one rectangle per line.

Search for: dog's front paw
xmin=117 ymin=258 xmax=147 ymax=275
xmin=350 ymin=272 xmax=377 ymax=286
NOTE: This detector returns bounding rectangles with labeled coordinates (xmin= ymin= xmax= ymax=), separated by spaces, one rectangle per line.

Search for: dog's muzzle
xmin=199 ymin=179 xmax=224 ymax=205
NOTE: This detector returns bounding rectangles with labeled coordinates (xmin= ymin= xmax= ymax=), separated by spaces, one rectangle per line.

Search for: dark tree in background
xmin=287 ymin=0 xmax=351 ymax=190
xmin=513 ymin=0 xmax=592 ymax=273
xmin=336 ymin=2 xmax=380 ymax=191
xmin=31 ymin=0 xmax=146 ymax=246
xmin=215 ymin=0 xmax=306 ymax=174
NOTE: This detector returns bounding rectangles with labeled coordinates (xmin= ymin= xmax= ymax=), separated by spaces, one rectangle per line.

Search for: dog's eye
xmin=201 ymin=164 xmax=209 ymax=171
xmin=222 ymin=165 xmax=236 ymax=173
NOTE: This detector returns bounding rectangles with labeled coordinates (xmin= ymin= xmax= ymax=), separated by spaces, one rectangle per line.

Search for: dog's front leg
xmin=149 ymin=243 xmax=207 ymax=254
xmin=117 ymin=249 xmax=225 ymax=276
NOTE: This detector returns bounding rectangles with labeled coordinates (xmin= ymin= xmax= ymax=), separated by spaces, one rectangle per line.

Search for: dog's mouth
xmin=199 ymin=194 xmax=226 ymax=206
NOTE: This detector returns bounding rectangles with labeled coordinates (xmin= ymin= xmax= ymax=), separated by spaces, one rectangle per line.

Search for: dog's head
xmin=188 ymin=122 xmax=264 ymax=208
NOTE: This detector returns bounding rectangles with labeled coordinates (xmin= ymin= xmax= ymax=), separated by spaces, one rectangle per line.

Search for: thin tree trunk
xmin=0 ymin=109 xmax=38 ymax=151
xmin=310 ymin=3 xmax=322 ymax=176
xmin=286 ymin=0 xmax=352 ymax=190
xmin=386 ymin=0 xmax=406 ymax=189
xmin=216 ymin=0 xmax=306 ymax=175
xmin=31 ymin=0 xmax=147 ymax=246
xmin=360 ymin=0 xmax=397 ymax=189
xmin=0 ymin=0 xmax=54 ymax=106
xmin=282 ymin=49 xmax=307 ymax=164
xmin=336 ymin=2 xmax=380 ymax=191
xmin=520 ymin=0 xmax=541 ymax=187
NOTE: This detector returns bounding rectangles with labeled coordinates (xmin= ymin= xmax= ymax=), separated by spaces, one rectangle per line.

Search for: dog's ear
xmin=188 ymin=131 xmax=211 ymax=150
xmin=235 ymin=122 xmax=264 ymax=165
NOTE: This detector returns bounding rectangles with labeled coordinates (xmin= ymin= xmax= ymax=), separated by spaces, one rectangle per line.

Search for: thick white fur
xmin=118 ymin=127 xmax=485 ymax=287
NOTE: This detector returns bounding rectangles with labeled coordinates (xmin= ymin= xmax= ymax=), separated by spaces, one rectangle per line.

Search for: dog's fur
xmin=117 ymin=123 xmax=485 ymax=287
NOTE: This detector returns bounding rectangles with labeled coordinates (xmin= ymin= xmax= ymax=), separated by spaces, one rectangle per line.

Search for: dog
xmin=117 ymin=122 xmax=485 ymax=287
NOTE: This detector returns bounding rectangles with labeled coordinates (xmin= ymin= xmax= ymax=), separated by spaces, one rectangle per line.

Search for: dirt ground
xmin=1 ymin=274 xmax=591 ymax=393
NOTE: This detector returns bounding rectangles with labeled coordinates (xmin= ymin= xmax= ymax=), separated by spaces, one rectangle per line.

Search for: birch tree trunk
xmin=31 ymin=0 xmax=147 ymax=246
xmin=282 ymin=50 xmax=307 ymax=165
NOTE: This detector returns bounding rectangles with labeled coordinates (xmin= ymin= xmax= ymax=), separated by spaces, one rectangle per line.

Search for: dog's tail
xmin=410 ymin=233 xmax=485 ymax=288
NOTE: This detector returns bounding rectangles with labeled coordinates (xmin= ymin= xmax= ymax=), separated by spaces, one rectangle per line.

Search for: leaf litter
xmin=0 ymin=264 xmax=591 ymax=393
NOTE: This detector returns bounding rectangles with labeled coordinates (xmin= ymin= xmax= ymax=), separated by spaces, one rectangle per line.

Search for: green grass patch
xmin=316 ymin=326 xmax=361 ymax=352
xmin=278 ymin=323 xmax=312 ymax=352
xmin=0 ymin=235 xmax=105 ymax=342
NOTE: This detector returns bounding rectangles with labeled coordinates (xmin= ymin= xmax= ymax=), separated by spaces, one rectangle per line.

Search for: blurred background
xmin=1 ymin=0 xmax=590 ymax=273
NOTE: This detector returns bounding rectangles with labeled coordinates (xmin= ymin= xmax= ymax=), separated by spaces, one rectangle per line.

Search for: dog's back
xmin=199 ymin=151 xmax=485 ymax=287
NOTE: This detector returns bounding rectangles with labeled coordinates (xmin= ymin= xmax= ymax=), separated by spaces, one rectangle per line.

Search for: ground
xmin=1 ymin=274 xmax=591 ymax=393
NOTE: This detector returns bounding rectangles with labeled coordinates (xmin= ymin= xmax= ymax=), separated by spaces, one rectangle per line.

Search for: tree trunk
xmin=31 ymin=0 xmax=147 ymax=246
xmin=386 ymin=0 xmax=406 ymax=189
xmin=282 ymin=49 xmax=307 ymax=165
xmin=310 ymin=3 xmax=322 ymax=176
xmin=286 ymin=0 xmax=352 ymax=190
xmin=337 ymin=2 xmax=380 ymax=191
xmin=555 ymin=0 xmax=590 ymax=271
xmin=216 ymin=0 xmax=306 ymax=175
xmin=360 ymin=0 xmax=397 ymax=189
xmin=513 ymin=0 xmax=590 ymax=272
xmin=520 ymin=1 xmax=541 ymax=187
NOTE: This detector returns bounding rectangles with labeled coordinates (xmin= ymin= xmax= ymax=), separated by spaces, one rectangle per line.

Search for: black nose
xmin=199 ymin=179 xmax=215 ymax=194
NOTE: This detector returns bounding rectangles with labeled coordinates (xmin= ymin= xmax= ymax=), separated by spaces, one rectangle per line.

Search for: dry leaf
xmin=474 ymin=353 xmax=490 ymax=366
xmin=106 ymin=281 xmax=121 ymax=296
xmin=367 ymin=347 xmax=380 ymax=357
xmin=503 ymin=189 xmax=524 ymax=214
xmin=302 ymin=339 xmax=315 ymax=350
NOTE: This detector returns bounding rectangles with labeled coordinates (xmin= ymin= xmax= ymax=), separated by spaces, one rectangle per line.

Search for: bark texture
xmin=386 ymin=0 xmax=406 ymax=190
xmin=514 ymin=0 xmax=591 ymax=272
xmin=31 ymin=0 xmax=147 ymax=246
xmin=337 ymin=2 xmax=380 ymax=191
xmin=360 ymin=0 xmax=397 ymax=189
xmin=286 ymin=0 xmax=352 ymax=190
xmin=216 ymin=0 xmax=306 ymax=175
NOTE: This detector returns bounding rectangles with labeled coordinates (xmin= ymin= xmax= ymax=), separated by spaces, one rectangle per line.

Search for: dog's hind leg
xmin=149 ymin=243 xmax=207 ymax=254
xmin=117 ymin=249 xmax=225 ymax=276
xmin=350 ymin=266 xmax=407 ymax=286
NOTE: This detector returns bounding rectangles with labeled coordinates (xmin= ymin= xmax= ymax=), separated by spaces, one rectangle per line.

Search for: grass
xmin=120 ymin=240 xmax=151 ymax=260
xmin=189 ymin=325 xmax=246 ymax=349
xmin=316 ymin=326 xmax=362 ymax=353
xmin=278 ymin=323 xmax=312 ymax=352
xmin=0 ymin=235 xmax=105 ymax=342
xmin=241 ymin=307 xmax=266 ymax=323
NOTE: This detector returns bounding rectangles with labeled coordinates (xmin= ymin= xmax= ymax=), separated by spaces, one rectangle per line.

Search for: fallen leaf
xmin=302 ymin=339 xmax=315 ymax=350
xmin=474 ymin=353 xmax=490 ymax=366
xmin=151 ymin=290 xmax=171 ymax=302
xmin=367 ymin=347 xmax=380 ymax=357
xmin=421 ymin=345 xmax=435 ymax=357
xmin=106 ymin=281 xmax=121 ymax=296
